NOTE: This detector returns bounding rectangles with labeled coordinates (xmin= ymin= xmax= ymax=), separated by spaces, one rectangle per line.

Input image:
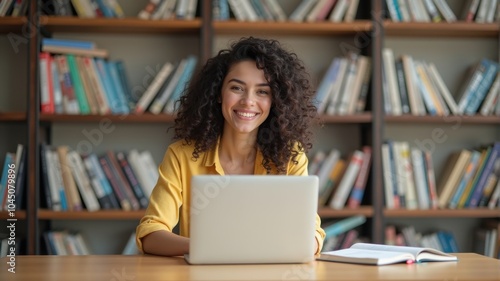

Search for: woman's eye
xmin=231 ymin=86 xmax=243 ymax=91
xmin=258 ymin=89 xmax=269 ymax=95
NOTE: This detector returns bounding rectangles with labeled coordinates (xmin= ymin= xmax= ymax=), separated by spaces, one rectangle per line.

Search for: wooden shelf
xmin=318 ymin=206 xmax=373 ymax=218
xmin=40 ymin=113 xmax=175 ymax=123
xmin=0 ymin=17 xmax=26 ymax=33
xmin=0 ymin=112 xmax=26 ymax=122
xmin=214 ymin=20 xmax=372 ymax=36
xmin=385 ymin=114 xmax=500 ymax=124
xmin=39 ymin=113 xmax=372 ymax=124
xmin=319 ymin=112 xmax=372 ymax=123
xmin=384 ymin=21 xmax=500 ymax=37
xmin=384 ymin=208 xmax=500 ymax=218
xmin=0 ymin=210 xmax=26 ymax=219
xmin=40 ymin=16 xmax=202 ymax=34
xmin=38 ymin=209 xmax=145 ymax=220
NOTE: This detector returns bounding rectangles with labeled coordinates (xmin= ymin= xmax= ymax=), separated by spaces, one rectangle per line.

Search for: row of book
xmin=383 ymin=49 xmax=500 ymax=116
xmin=0 ymin=144 xmax=26 ymax=211
xmin=475 ymin=220 xmax=500 ymax=259
xmin=0 ymin=0 xmax=29 ymax=17
xmin=39 ymin=38 xmax=198 ymax=115
xmin=138 ymin=0 xmax=198 ymax=20
xmin=42 ymin=0 xmax=125 ymax=18
xmin=382 ymin=141 xmax=500 ymax=210
xmin=40 ymin=38 xmax=134 ymax=115
xmin=436 ymin=143 xmax=500 ymax=209
xmin=385 ymin=225 xmax=459 ymax=253
xmin=43 ymin=230 xmax=91 ymax=255
xmin=386 ymin=0 xmax=457 ymax=23
xmin=40 ymin=145 xmax=158 ymax=212
xmin=43 ymin=229 xmax=139 ymax=255
xmin=314 ymin=53 xmax=371 ymax=115
xmin=387 ymin=0 xmax=500 ymax=23
xmin=309 ymin=146 xmax=372 ymax=209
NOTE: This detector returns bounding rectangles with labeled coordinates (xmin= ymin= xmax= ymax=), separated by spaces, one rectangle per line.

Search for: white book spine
xmin=337 ymin=55 xmax=359 ymax=115
xmin=329 ymin=0 xmax=349 ymax=22
xmin=317 ymin=149 xmax=341 ymax=195
xmin=347 ymin=56 xmax=369 ymax=114
xmin=480 ymin=72 xmax=500 ymax=116
xmin=67 ymin=151 xmax=101 ymax=212
xmin=344 ymin=0 xmax=359 ymax=22
xmin=149 ymin=60 xmax=185 ymax=114
xmin=135 ymin=62 xmax=174 ymax=114
xmin=326 ymin=58 xmax=348 ymax=115
xmin=382 ymin=144 xmax=395 ymax=209
xmin=411 ymin=148 xmax=430 ymax=209
xmin=383 ymin=48 xmax=402 ymax=115
xmin=427 ymin=63 xmax=459 ymax=115
xmin=306 ymin=0 xmax=329 ymax=22
xmin=329 ymin=150 xmax=364 ymax=209
xmin=432 ymin=0 xmax=456 ymax=22
xmin=290 ymin=0 xmax=317 ymax=22
xmin=45 ymin=148 xmax=61 ymax=211
xmin=400 ymin=142 xmax=418 ymax=210
xmin=265 ymin=0 xmax=287 ymax=21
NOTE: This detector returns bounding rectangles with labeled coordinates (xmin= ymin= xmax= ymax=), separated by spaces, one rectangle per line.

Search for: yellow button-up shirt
xmin=136 ymin=139 xmax=326 ymax=254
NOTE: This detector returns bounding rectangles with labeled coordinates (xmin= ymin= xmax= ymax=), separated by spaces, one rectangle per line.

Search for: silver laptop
xmin=185 ymin=175 xmax=318 ymax=264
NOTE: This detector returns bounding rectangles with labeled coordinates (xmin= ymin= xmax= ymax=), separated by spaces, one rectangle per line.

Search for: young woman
xmin=136 ymin=37 xmax=325 ymax=256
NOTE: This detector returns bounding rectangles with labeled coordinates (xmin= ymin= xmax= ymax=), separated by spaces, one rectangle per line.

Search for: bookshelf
xmin=0 ymin=0 xmax=498 ymax=255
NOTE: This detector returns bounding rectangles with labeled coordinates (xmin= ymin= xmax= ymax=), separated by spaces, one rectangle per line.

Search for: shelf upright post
xmin=370 ymin=0 xmax=385 ymax=244
xmin=27 ymin=0 xmax=40 ymax=255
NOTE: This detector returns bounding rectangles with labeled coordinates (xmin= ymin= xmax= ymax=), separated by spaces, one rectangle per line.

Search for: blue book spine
xmin=165 ymin=55 xmax=198 ymax=113
xmin=88 ymin=154 xmax=120 ymax=209
xmin=0 ymin=153 xmax=14 ymax=209
xmin=95 ymin=0 xmax=115 ymax=17
xmin=95 ymin=58 xmax=121 ymax=114
xmin=467 ymin=142 xmax=500 ymax=208
xmin=42 ymin=38 xmax=95 ymax=49
xmin=107 ymin=61 xmax=130 ymax=114
xmin=465 ymin=60 xmax=499 ymax=115
xmin=314 ymin=58 xmax=341 ymax=113
xmin=323 ymin=215 xmax=366 ymax=239
xmin=448 ymin=151 xmax=480 ymax=209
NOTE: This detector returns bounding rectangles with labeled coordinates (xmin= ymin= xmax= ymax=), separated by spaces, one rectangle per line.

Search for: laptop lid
xmin=186 ymin=175 xmax=318 ymax=264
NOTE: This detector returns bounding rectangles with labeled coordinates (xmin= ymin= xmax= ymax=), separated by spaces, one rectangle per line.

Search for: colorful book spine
xmin=66 ymin=54 xmax=90 ymax=114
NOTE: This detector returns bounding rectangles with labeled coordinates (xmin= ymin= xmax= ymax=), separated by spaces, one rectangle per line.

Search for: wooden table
xmin=1 ymin=253 xmax=499 ymax=280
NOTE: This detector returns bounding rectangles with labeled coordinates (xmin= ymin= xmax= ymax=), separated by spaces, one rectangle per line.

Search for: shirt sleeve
xmin=135 ymin=146 xmax=183 ymax=253
xmin=288 ymin=149 xmax=326 ymax=255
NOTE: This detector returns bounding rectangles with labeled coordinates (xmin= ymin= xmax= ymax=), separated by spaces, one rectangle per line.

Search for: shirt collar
xmin=201 ymin=137 xmax=268 ymax=175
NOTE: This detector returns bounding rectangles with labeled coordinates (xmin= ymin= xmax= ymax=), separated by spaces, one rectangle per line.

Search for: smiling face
xmin=220 ymin=60 xmax=272 ymax=138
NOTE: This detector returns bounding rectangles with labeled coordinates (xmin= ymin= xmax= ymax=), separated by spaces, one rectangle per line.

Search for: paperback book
xmin=317 ymin=243 xmax=458 ymax=265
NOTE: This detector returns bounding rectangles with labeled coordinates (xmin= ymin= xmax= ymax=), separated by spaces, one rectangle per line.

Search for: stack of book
xmin=40 ymin=144 xmax=158 ymax=212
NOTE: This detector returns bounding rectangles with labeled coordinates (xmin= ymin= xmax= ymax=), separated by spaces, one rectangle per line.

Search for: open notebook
xmin=317 ymin=243 xmax=458 ymax=265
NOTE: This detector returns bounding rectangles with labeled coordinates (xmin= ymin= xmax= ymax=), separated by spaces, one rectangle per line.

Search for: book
xmin=318 ymin=243 xmax=458 ymax=265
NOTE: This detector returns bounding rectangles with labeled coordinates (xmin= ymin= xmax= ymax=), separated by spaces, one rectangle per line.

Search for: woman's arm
xmin=142 ymin=230 xmax=189 ymax=256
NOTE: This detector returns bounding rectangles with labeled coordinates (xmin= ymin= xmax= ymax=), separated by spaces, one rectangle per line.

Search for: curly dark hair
xmin=173 ymin=37 xmax=317 ymax=174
